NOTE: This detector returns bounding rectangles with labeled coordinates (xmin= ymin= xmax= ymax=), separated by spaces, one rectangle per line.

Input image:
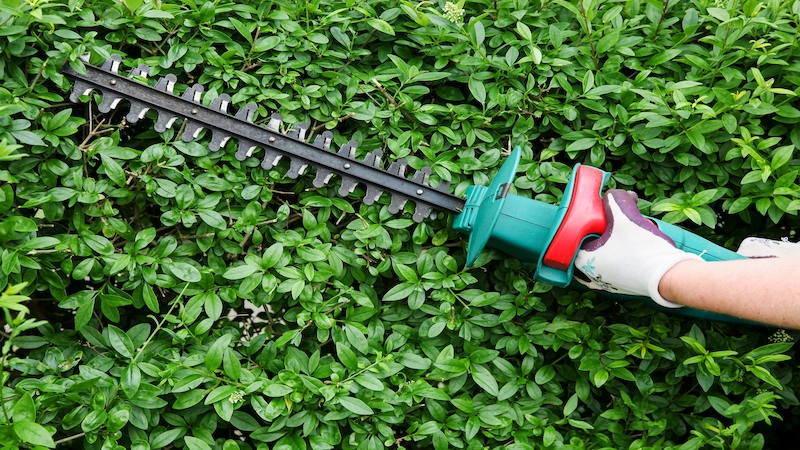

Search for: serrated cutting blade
xmin=63 ymin=56 xmax=465 ymax=222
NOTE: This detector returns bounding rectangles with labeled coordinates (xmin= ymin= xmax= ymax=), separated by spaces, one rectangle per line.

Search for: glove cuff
xmin=647 ymin=253 xmax=705 ymax=308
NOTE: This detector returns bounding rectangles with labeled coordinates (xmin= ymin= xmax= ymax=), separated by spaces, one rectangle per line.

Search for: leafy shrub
xmin=0 ymin=0 xmax=798 ymax=449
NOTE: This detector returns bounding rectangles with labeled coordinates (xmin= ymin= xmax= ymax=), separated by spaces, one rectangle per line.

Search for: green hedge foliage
xmin=1 ymin=0 xmax=799 ymax=448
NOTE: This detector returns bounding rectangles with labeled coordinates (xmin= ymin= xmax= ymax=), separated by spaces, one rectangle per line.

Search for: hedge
xmin=0 ymin=0 xmax=798 ymax=449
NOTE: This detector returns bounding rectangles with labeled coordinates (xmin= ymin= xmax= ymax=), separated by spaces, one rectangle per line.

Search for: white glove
xmin=737 ymin=237 xmax=800 ymax=258
xmin=573 ymin=190 xmax=704 ymax=308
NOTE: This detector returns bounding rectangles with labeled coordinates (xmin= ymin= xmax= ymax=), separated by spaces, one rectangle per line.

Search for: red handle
xmin=542 ymin=166 xmax=607 ymax=270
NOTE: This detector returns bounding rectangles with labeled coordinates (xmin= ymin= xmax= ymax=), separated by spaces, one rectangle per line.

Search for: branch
xmin=371 ymin=78 xmax=415 ymax=123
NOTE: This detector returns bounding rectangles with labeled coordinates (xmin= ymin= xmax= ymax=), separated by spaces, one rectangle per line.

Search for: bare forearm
xmin=659 ymin=256 xmax=800 ymax=329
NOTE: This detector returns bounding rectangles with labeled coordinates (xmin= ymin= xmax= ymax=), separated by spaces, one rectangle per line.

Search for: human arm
xmin=574 ymin=189 xmax=800 ymax=329
xmin=659 ymin=257 xmax=800 ymax=329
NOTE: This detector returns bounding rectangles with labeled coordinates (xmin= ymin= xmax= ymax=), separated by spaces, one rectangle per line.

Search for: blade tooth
xmin=235 ymin=138 xmax=258 ymax=161
xmin=363 ymin=184 xmax=386 ymax=205
xmin=337 ymin=140 xmax=358 ymax=158
xmin=286 ymin=157 xmax=310 ymax=179
xmin=128 ymin=64 xmax=150 ymax=78
xmin=208 ymin=129 xmax=232 ymax=152
xmin=99 ymin=54 xmax=122 ymax=73
xmin=97 ymin=90 xmax=124 ymax=113
xmin=181 ymin=120 xmax=205 ymax=142
xmin=312 ymin=168 xmax=335 ymax=188
xmin=338 ymin=176 xmax=359 ymax=197
xmin=361 ymin=150 xmax=383 ymax=168
xmin=266 ymin=113 xmax=282 ymax=131
xmin=69 ymin=80 xmax=96 ymax=103
xmin=125 ymin=100 xmax=150 ymax=123
xmin=386 ymin=158 xmax=408 ymax=177
xmin=260 ymin=150 xmax=284 ymax=169
xmin=155 ymin=74 xmax=178 ymax=94
xmin=235 ymin=103 xmax=256 ymax=122
xmin=411 ymin=166 xmax=432 ymax=185
xmin=287 ymin=122 xmax=308 ymax=141
xmin=209 ymin=94 xmax=231 ymax=114
xmin=411 ymin=203 xmax=434 ymax=223
xmin=180 ymin=83 xmax=204 ymax=103
xmin=312 ymin=130 xmax=333 ymax=150
xmin=153 ymin=108 xmax=179 ymax=132
xmin=388 ymin=194 xmax=409 ymax=214
xmin=436 ymin=180 xmax=451 ymax=193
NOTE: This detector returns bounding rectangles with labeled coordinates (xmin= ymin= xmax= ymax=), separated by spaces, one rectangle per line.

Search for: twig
xmin=371 ymin=78 xmax=415 ymax=123
xmin=54 ymin=432 xmax=86 ymax=445
xmin=78 ymin=119 xmax=108 ymax=150
xmin=577 ymin=0 xmax=599 ymax=70
xmin=310 ymin=112 xmax=356 ymax=134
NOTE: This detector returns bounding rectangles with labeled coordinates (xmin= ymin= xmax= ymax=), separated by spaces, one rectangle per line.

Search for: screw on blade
xmin=313 ymin=138 xmax=354 ymax=187
xmin=388 ymin=166 xmax=434 ymax=221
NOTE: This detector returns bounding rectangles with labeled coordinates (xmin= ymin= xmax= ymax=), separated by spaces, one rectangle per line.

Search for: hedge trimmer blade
xmin=64 ymin=55 xmax=464 ymax=222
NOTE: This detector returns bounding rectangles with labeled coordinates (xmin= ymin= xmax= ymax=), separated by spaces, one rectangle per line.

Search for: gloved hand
xmin=573 ymin=189 xmax=704 ymax=308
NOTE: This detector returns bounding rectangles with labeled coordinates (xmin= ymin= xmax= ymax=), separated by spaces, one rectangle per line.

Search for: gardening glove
xmin=737 ymin=237 xmax=800 ymax=258
xmin=573 ymin=189 xmax=704 ymax=308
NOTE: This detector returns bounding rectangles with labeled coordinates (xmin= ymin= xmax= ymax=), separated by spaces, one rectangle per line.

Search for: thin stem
xmin=54 ymin=433 xmax=86 ymax=445
xmin=371 ymin=78 xmax=416 ymax=123
xmin=132 ymin=284 xmax=188 ymax=365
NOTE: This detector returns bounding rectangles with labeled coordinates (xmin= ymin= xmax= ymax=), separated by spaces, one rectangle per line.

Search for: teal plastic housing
xmin=452 ymin=147 xmax=756 ymax=326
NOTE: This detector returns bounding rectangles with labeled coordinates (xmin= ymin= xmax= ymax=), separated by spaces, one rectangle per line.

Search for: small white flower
xmin=228 ymin=390 xmax=245 ymax=404
xmin=443 ymin=2 xmax=465 ymax=23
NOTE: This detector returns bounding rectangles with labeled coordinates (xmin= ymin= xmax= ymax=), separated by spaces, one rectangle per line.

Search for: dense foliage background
xmin=1 ymin=0 xmax=799 ymax=448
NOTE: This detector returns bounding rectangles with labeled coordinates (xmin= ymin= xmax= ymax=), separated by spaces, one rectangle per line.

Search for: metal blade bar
xmin=63 ymin=57 xmax=466 ymax=221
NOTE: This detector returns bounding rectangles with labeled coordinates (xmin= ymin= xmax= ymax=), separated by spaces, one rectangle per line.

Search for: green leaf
xmin=13 ymin=421 xmax=55 ymax=448
xmin=566 ymin=138 xmax=597 ymax=152
xmin=108 ymin=325 xmax=135 ymax=358
xmin=184 ymin=437 xmax=213 ymax=450
xmin=468 ymin=76 xmax=486 ymax=105
xmin=151 ymin=428 xmax=184 ymax=449
xmin=224 ymin=264 xmax=260 ymax=280
xmin=645 ymin=49 xmax=681 ymax=66
xmin=593 ymin=369 xmax=609 ymax=387
xmin=535 ymin=365 xmax=556 ymax=384
xmin=338 ymin=397 xmax=374 ymax=415
xmin=84 ymin=234 xmax=114 ymax=255
xmin=471 ymin=364 xmax=498 ymax=396
xmin=345 ymin=323 xmax=369 ymax=354
xmin=367 ymin=18 xmax=394 ymax=35
xmin=13 ymin=392 xmax=36 ymax=422
xmin=169 ymin=262 xmax=201 ymax=282
xmin=100 ymin=154 xmax=126 ymax=187
xmin=205 ymin=334 xmax=233 ymax=372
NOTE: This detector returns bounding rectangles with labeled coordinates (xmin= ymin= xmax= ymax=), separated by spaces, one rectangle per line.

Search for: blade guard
xmin=453 ymin=150 xmax=610 ymax=288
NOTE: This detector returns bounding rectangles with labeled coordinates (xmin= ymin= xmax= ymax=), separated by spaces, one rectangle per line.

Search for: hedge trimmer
xmin=64 ymin=56 xmax=752 ymax=325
